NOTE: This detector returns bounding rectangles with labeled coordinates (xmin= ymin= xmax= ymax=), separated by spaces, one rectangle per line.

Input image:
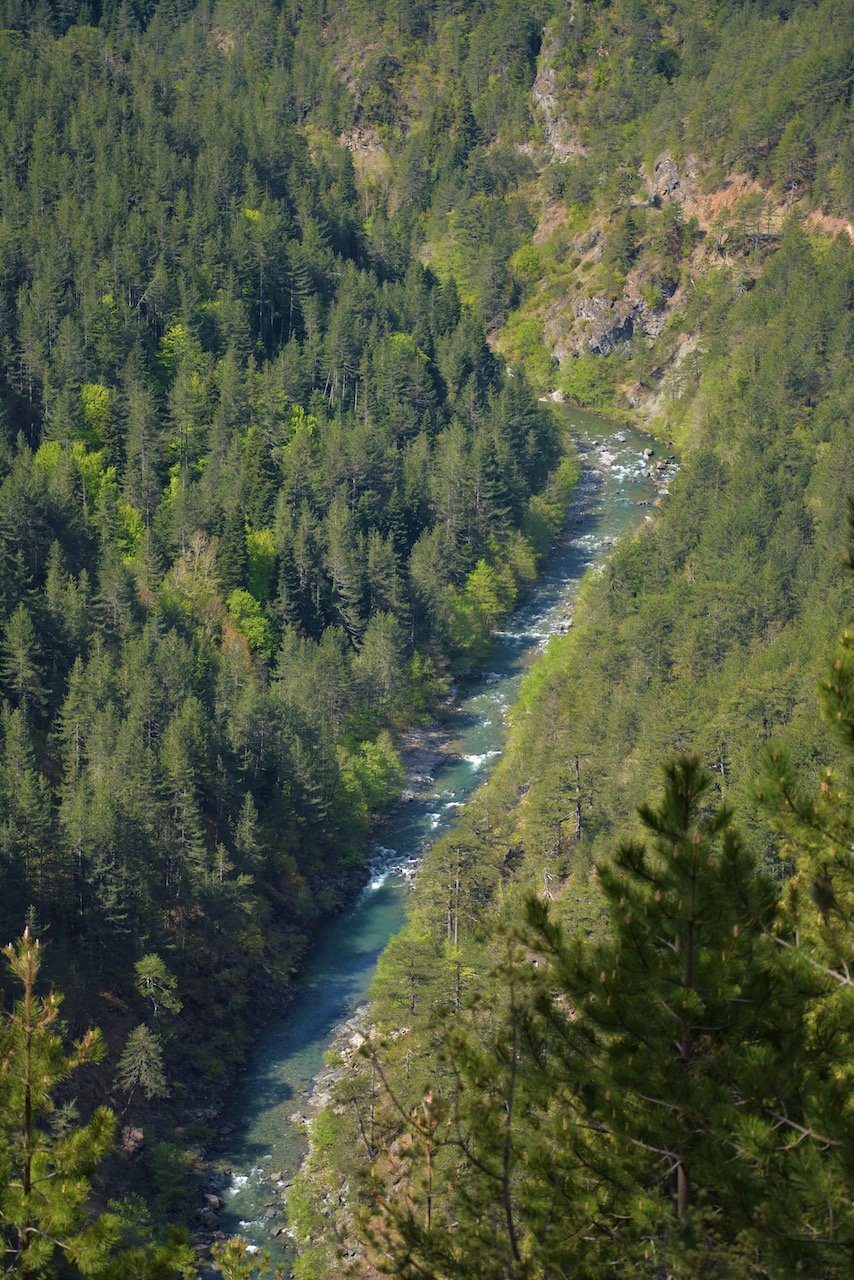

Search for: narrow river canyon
xmin=211 ymin=410 xmax=672 ymax=1259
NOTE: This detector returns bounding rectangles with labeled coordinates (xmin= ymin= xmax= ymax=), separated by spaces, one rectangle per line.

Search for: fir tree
xmin=114 ymin=1026 xmax=168 ymax=1109
xmin=1 ymin=605 xmax=46 ymax=721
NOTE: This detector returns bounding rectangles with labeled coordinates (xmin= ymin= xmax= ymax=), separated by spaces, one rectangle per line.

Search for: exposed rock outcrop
xmin=574 ymin=294 xmax=635 ymax=355
xmin=651 ymin=153 xmax=684 ymax=204
xmin=569 ymin=292 xmax=666 ymax=357
xmin=532 ymin=39 xmax=587 ymax=161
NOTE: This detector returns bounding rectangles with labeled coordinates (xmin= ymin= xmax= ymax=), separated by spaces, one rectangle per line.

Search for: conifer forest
xmin=0 ymin=2 xmax=851 ymax=1278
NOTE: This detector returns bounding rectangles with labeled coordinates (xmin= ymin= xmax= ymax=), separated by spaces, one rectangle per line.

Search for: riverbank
xmin=192 ymin=721 xmax=464 ymax=1255
xmin=198 ymin=414 xmax=662 ymax=1271
xmin=186 ymin=416 xmax=604 ymax=1257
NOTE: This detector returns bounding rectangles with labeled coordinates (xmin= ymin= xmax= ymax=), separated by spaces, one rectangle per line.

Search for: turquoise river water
xmin=213 ymin=410 xmax=668 ymax=1261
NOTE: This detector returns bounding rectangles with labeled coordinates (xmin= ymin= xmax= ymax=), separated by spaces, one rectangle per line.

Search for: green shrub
xmin=148 ymin=1142 xmax=193 ymax=1215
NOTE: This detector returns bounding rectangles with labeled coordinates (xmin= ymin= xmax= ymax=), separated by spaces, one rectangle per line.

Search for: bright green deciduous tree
xmin=227 ymin=589 xmax=275 ymax=661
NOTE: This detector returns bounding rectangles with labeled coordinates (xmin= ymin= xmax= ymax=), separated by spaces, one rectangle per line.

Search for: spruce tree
xmin=1 ymin=605 xmax=46 ymax=721
xmin=114 ymin=1026 xmax=168 ymax=1110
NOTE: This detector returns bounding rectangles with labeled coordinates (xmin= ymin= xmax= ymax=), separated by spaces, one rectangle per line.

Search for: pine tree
xmin=751 ymin=511 xmax=854 ymax=1272
xmin=605 ymin=207 xmax=641 ymax=272
xmin=210 ymin=1235 xmax=284 ymax=1280
xmin=133 ymin=954 xmax=182 ymax=1020
xmin=217 ymin=502 xmax=249 ymax=597
xmin=367 ymin=752 xmax=852 ymax=1278
xmin=545 ymin=759 xmax=785 ymax=1276
xmin=0 ymin=932 xmax=198 ymax=1278
xmin=0 ymin=708 xmax=54 ymax=929
xmin=0 ymin=930 xmax=118 ymax=1277
xmin=234 ymin=792 xmax=264 ymax=874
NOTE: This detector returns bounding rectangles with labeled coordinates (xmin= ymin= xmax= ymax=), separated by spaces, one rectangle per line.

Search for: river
xmin=211 ymin=409 xmax=670 ymax=1260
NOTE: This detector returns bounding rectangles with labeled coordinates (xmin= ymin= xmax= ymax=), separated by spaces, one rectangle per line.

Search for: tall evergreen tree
xmin=1 ymin=605 xmax=46 ymax=720
xmin=0 ymin=930 xmax=117 ymax=1277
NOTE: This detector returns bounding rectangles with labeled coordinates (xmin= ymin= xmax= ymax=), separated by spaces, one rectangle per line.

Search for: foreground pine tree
xmin=365 ymin=610 xmax=853 ymax=1277
xmin=0 ymin=931 xmax=197 ymax=1279
xmin=528 ymin=753 xmax=851 ymax=1278
xmin=0 ymin=930 xmax=119 ymax=1276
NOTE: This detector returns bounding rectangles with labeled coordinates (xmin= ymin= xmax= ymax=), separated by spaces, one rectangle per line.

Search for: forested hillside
xmin=0 ymin=1 xmax=851 ymax=1278
xmin=0 ymin=0 xmax=567 ymax=1150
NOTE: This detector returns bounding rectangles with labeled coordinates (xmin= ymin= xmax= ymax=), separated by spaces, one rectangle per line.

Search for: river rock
xmin=203 ymin=1193 xmax=224 ymax=1211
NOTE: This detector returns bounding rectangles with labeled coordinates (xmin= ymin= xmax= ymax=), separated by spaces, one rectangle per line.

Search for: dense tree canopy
xmin=0 ymin=1 xmax=565 ymax=1058
xmin=0 ymin=0 xmax=850 ymax=1273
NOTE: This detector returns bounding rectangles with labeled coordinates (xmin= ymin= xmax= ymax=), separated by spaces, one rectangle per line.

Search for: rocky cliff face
xmin=531 ymin=36 xmax=587 ymax=162
xmin=521 ymin=34 xmax=849 ymax=422
xmin=651 ymin=153 xmax=689 ymax=204
xmin=570 ymin=289 xmax=668 ymax=357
